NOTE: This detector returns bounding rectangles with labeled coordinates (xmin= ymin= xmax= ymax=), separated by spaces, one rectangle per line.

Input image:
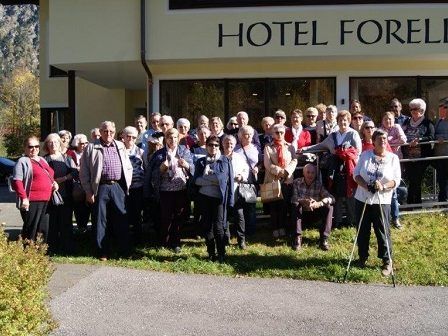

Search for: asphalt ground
xmin=2 ymin=186 xmax=447 ymax=336
xmin=49 ymin=264 xmax=448 ymax=336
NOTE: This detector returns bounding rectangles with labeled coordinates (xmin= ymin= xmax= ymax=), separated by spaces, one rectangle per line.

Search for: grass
xmin=51 ymin=212 xmax=448 ymax=286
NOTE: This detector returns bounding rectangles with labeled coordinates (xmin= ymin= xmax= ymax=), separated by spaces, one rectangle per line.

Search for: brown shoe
xmin=381 ymin=261 xmax=393 ymax=276
xmin=319 ymin=238 xmax=330 ymax=251
xmin=292 ymin=236 xmax=302 ymax=251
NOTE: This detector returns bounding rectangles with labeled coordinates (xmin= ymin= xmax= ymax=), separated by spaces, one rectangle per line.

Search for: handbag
xmin=237 ymin=182 xmax=257 ymax=203
xmin=260 ymin=180 xmax=283 ymax=203
xmin=51 ymin=190 xmax=64 ymax=206
xmin=72 ymin=180 xmax=86 ymax=202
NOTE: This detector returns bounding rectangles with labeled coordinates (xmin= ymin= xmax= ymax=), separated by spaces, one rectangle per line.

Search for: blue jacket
xmin=193 ymin=155 xmax=234 ymax=208
xmin=144 ymin=145 xmax=194 ymax=200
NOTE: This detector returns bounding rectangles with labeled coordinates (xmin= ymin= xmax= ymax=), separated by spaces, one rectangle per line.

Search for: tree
xmin=0 ymin=67 xmax=40 ymax=156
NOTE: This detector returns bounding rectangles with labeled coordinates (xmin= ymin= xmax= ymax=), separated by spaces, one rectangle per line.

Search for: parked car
xmin=0 ymin=157 xmax=15 ymax=185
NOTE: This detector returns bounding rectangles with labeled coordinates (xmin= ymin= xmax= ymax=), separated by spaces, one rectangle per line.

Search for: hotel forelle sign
xmin=218 ymin=18 xmax=448 ymax=47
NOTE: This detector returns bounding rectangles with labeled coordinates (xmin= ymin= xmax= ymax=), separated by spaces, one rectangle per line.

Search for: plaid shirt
xmin=100 ymin=140 xmax=122 ymax=182
xmin=291 ymin=177 xmax=335 ymax=210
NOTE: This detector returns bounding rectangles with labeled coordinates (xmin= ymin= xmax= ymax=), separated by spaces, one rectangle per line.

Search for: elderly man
xmin=134 ymin=115 xmax=148 ymax=148
xmin=290 ymin=163 xmax=335 ymax=251
xmin=390 ymin=98 xmax=409 ymax=127
xmin=434 ymin=98 xmax=448 ymax=202
xmin=80 ymin=121 xmax=133 ymax=260
xmin=229 ymin=111 xmax=261 ymax=151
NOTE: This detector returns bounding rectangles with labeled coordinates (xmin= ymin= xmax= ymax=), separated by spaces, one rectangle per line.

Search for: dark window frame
xmin=40 ymin=107 xmax=74 ymax=141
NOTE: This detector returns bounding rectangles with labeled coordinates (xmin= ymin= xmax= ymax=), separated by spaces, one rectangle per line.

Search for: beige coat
xmin=263 ymin=142 xmax=297 ymax=185
xmin=79 ymin=140 xmax=133 ymax=196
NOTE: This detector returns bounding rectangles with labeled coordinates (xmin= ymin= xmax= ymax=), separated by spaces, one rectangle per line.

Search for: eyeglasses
xmin=274 ymin=131 xmax=285 ymax=135
xmin=275 ymin=116 xmax=286 ymax=119
xmin=365 ymin=126 xmax=375 ymax=129
xmin=207 ymin=143 xmax=220 ymax=148
xmin=80 ymin=142 xmax=88 ymax=145
xmin=353 ymin=116 xmax=363 ymax=120
xmin=28 ymin=145 xmax=40 ymax=149
xmin=306 ymin=115 xmax=317 ymax=118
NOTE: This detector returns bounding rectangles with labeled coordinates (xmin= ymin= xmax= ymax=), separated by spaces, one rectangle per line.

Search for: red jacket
xmin=334 ymin=147 xmax=359 ymax=197
xmin=285 ymin=128 xmax=311 ymax=149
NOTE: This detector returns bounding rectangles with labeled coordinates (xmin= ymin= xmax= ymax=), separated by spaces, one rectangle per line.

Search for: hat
xmin=274 ymin=110 xmax=286 ymax=119
xmin=440 ymin=97 xmax=448 ymax=108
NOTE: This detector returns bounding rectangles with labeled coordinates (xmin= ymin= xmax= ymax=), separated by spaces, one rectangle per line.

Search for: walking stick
xmin=376 ymin=192 xmax=396 ymax=287
xmin=343 ymin=198 xmax=368 ymax=283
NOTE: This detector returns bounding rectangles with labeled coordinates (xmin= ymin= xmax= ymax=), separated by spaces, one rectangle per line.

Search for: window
xmin=40 ymin=108 xmax=74 ymax=140
xmin=350 ymin=76 xmax=448 ymax=123
xmin=160 ymin=78 xmax=336 ymax=131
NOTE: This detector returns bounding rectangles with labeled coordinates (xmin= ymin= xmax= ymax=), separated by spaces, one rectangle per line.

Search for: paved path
xmin=49 ymin=264 xmax=448 ymax=336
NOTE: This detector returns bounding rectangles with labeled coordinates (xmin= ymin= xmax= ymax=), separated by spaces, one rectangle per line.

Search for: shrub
xmin=0 ymin=228 xmax=56 ymax=335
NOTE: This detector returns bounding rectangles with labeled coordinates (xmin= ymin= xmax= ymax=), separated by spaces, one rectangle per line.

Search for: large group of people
xmin=11 ymin=97 xmax=448 ymax=275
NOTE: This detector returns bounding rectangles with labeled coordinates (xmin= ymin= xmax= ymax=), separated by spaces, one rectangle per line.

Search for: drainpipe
xmin=140 ymin=0 xmax=153 ymax=118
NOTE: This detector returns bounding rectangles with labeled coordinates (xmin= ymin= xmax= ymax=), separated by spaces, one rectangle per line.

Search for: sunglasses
xmin=207 ymin=143 xmax=220 ymax=148
xmin=28 ymin=145 xmax=40 ymax=149
xmin=365 ymin=126 xmax=375 ymax=129
xmin=275 ymin=116 xmax=286 ymax=119
xmin=306 ymin=115 xmax=317 ymax=118
xmin=274 ymin=131 xmax=285 ymax=135
xmin=353 ymin=116 xmax=363 ymax=119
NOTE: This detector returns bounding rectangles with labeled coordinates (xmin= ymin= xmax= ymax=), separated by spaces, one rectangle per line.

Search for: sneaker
xmin=381 ymin=261 xmax=393 ymax=276
xmin=238 ymin=240 xmax=247 ymax=250
xmin=392 ymin=218 xmax=402 ymax=229
xmin=292 ymin=236 xmax=302 ymax=251
xmin=319 ymin=238 xmax=330 ymax=251
xmin=272 ymin=230 xmax=279 ymax=238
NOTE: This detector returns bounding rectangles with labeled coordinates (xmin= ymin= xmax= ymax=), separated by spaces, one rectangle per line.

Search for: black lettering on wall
xmin=247 ymin=22 xmax=272 ymax=46
xmin=385 ymin=19 xmax=405 ymax=44
xmin=273 ymin=21 xmax=293 ymax=46
xmin=219 ymin=23 xmax=244 ymax=47
xmin=407 ymin=19 xmax=422 ymax=43
xmin=340 ymin=20 xmax=355 ymax=45
xmin=357 ymin=20 xmax=382 ymax=44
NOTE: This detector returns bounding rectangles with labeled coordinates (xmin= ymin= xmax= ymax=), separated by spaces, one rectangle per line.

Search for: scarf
xmin=167 ymin=146 xmax=178 ymax=178
xmin=410 ymin=115 xmax=425 ymax=128
xmin=273 ymin=139 xmax=286 ymax=168
xmin=204 ymin=151 xmax=221 ymax=175
xmin=291 ymin=125 xmax=302 ymax=151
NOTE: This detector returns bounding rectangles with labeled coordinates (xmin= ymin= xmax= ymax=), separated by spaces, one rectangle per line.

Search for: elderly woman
xmin=264 ymin=124 xmax=298 ymax=238
xmin=302 ymin=110 xmax=362 ymax=228
xmin=434 ymin=98 xmax=448 ymax=202
xmin=360 ymin=121 xmax=377 ymax=152
xmin=191 ymin=124 xmax=210 ymax=155
xmin=67 ymin=133 xmax=91 ymax=233
xmin=226 ymin=116 xmax=238 ymax=133
xmin=177 ymin=118 xmax=195 ymax=149
xmin=122 ymin=126 xmax=145 ymax=243
xmin=12 ymin=136 xmax=58 ymax=245
xmin=380 ymin=111 xmax=407 ymax=158
xmin=234 ymin=125 xmax=260 ymax=237
xmin=147 ymin=128 xmax=194 ymax=252
xmin=58 ymin=130 xmax=72 ymax=154
xmin=303 ymin=107 xmax=319 ymax=145
xmin=316 ymin=105 xmax=339 ymax=143
xmin=285 ymin=109 xmax=312 ymax=152
xmin=193 ymin=135 xmax=234 ymax=262
xmin=354 ymin=129 xmax=401 ymax=276
xmin=401 ymin=98 xmax=435 ymax=204
xmin=43 ymin=133 xmax=77 ymax=254
xmin=209 ymin=117 xmax=225 ymax=140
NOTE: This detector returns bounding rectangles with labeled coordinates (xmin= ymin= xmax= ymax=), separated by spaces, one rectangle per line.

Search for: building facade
xmin=36 ymin=0 xmax=448 ymax=135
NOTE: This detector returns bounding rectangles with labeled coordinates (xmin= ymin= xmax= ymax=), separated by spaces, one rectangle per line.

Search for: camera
xmin=367 ymin=183 xmax=377 ymax=194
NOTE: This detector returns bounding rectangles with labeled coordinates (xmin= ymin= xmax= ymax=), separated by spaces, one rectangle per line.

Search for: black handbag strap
xmin=32 ymin=158 xmax=55 ymax=184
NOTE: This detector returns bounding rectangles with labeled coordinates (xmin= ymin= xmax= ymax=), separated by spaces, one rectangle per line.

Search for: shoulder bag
xmin=237 ymin=148 xmax=258 ymax=203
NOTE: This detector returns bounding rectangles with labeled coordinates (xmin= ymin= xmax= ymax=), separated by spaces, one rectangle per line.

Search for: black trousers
xmin=126 ymin=186 xmax=144 ymax=242
xmin=233 ymin=198 xmax=255 ymax=242
xmin=48 ymin=200 xmax=74 ymax=254
xmin=404 ymin=161 xmax=429 ymax=204
xmin=435 ymin=159 xmax=448 ymax=202
xmin=355 ymin=199 xmax=392 ymax=262
xmin=291 ymin=204 xmax=334 ymax=239
xmin=20 ymin=201 xmax=49 ymax=243
xmin=199 ymin=193 xmax=226 ymax=257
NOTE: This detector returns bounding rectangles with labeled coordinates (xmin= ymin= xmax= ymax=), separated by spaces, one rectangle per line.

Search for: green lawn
xmin=52 ymin=212 xmax=448 ymax=286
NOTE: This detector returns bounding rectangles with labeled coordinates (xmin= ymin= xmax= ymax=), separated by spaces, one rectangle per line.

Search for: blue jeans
xmin=390 ymin=189 xmax=399 ymax=221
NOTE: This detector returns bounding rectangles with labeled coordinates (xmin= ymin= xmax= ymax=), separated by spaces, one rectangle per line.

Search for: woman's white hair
xmin=409 ymin=98 xmax=426 ymax=113
xmin=71 ymin=133 xmax=88 ymax=147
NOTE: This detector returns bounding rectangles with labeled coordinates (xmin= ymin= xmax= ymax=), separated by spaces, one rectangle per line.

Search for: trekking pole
xmin=343 ymin=198 xmax=368 ymax=283
xmin=377 ymin=192 xmax=396 ymax=287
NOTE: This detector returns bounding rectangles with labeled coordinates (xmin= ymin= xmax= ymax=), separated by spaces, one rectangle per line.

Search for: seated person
xmin=290 ymin=164 xmax=335 ymax=251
